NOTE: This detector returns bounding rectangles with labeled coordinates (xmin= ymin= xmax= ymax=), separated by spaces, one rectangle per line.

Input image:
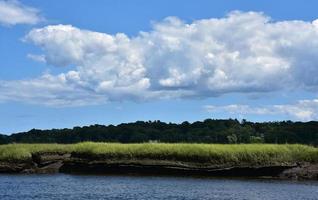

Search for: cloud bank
xmin=0 ymin=0 xmax=43 ymax=26
xmin=204 ymin=99 xmax=318 ymax=121
xmin=2 ymin=11 xmax=318 ymax=107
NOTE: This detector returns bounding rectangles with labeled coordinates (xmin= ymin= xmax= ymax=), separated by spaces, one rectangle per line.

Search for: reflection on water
xmin=0 ymin=174 xmax=317 ymax=200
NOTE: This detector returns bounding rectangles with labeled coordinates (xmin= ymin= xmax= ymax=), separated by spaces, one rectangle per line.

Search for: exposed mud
xmin=0 ymin=152 xmax=317 ymax=180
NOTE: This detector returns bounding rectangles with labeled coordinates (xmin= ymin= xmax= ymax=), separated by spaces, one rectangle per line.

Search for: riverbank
xmin=0 ymin=143 xmax=317 ymax=180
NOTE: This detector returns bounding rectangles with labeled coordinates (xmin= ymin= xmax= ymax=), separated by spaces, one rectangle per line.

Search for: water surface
xmin=0 ymin=174 xmax=317 ymax=200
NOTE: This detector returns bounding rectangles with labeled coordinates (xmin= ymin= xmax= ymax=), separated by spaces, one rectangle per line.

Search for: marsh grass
xmin=0 ymin=144 xmax=72 ymax=161
xmin=0 ymin=143 xmax=317 ymax=166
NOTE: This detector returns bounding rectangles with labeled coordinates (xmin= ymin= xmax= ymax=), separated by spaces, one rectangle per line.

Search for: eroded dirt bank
xmin=0 ymin=152 xmax=317 ymax=180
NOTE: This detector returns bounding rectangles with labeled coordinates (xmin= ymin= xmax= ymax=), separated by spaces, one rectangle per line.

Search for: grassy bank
xmin=0 ymin=143 xmax=317 ymax=166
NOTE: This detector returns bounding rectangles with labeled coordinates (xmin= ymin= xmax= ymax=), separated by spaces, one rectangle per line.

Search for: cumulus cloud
xmin=2 ymin=11 xmax=318 ymax=106
xmin=204 ymin=99 xmax=318 ymax=121
xmin=0 ymin=0 xmax=43 ymax=26
xmin=0 ymin=73 xmax=108 ymax=106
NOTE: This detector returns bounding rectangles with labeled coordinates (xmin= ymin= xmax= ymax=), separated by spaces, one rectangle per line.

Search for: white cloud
xmin=0 ymin=0 xmax=43 ymax=26
xmin=2 ymin=11 xmax=318 ymax=106
xmin=27 ymin=54 xmax=46 ymax=62
xmin=204 ymin=99 xmax=318 ymax=121
xmin=0 ymin=73 xmax=107 ymax=106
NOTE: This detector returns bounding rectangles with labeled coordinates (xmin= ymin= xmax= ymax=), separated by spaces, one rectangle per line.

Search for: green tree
xmin=227 ymin=134 xmax=238 ymax=144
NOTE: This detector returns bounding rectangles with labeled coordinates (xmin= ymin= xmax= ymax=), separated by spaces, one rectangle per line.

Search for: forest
xmin=0 ymin=119 xmax=317 ymax=145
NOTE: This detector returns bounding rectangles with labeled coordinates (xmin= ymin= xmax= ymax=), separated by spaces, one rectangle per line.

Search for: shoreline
xmin=1 ymin=152 xmax=317 ymax=180
xmin=1 ymin=143 xmax=317 ymax=180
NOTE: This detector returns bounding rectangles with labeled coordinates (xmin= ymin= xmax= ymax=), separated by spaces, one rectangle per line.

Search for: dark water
xmin=0 ymin=174 xmax=317 ymax=200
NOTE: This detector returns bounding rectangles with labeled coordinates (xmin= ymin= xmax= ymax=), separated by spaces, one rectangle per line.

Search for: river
xmin=0 ymin=174 xmax=317 ymax=200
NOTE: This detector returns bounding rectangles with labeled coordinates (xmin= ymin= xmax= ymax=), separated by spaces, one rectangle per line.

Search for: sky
xmin=1 ymin=0 xmax=318 ymax=134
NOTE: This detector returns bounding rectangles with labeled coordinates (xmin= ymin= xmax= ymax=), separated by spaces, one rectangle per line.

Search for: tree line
xmin=0 ymin=119 xmax=317 ymax=145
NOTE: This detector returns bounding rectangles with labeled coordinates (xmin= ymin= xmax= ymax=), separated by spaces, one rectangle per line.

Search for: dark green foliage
xmin=0 ymin=134 xmax=8 ymax=144
xmin=2 ymin=119 xmax=318 ymax=145
xmin=249 ymin=136 xmax=264 ymax=143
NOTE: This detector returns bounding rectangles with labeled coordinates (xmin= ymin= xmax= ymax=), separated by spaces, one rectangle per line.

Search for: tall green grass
xmin=0 ymin=143 xmax=317 ymax=166
xmin=0 ymin=144 xmax=72 ymax=161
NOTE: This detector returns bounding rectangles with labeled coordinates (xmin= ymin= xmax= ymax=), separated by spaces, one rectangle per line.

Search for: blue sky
xmin=1 ymin=0 xmax=318 ymax=134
